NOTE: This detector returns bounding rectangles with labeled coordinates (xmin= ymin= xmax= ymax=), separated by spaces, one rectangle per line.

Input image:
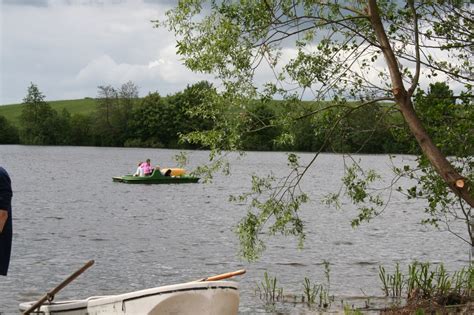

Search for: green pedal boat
xmin=113 ymin=168 xmax=199 ymax=184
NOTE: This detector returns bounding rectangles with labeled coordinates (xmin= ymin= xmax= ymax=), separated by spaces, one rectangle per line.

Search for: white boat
xmin=19 ymin=280 xmax=240 ymax=315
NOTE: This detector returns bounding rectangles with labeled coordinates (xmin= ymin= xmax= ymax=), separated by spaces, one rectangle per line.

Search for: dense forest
xmin=0 ymin=81 xmax=471 ymax=156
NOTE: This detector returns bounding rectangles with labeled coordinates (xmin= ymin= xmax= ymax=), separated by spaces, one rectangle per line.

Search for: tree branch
xmin=407 ymin=0 xmax=421 ymax=97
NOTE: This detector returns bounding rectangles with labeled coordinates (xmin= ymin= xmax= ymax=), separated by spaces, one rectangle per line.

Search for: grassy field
xmin=0 ymin=98 xmax=98 ymax=127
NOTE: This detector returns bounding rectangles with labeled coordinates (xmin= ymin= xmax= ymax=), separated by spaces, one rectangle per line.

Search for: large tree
xmin=94 ymin=82 xmax=139 ymax=146
xmin=127 ymin=92 xmax=168 ymax=148
xmin=161 ymin=0 xmax=473 ymax=259
xmin=19 ymin=83 xmax=68 ymax=145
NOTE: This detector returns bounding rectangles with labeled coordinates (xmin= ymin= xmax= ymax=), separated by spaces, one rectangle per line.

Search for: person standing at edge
xmin=0 ymin=166 xmax=12 ymax=276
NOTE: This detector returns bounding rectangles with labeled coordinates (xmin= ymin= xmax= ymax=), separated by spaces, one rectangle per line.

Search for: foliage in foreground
xmin=160 ymin=0 xmax=474 ymax=262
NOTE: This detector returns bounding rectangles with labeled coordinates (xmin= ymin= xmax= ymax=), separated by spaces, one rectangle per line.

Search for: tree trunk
xmin=470 ymin=216 xmax=474 ymax=262
xmin=367 ymin=0 xmax=474 ymax=208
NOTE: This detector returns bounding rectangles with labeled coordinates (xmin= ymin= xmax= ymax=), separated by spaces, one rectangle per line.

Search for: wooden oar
xmin=197 ymin=269 xmax=246 ymax=282
xmin=23 ymin=260 xmax=95 ymax=315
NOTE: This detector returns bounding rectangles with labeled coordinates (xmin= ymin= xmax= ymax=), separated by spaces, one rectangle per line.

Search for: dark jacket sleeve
xmin=0 ymin=168 xmax=12 ymax=210
xmin=0 ymin=195 xmax=11 ymax=210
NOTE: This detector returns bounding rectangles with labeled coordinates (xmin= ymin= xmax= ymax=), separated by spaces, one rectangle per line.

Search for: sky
xmin=1 ymin=0 xmax=468 ymax=105
xmin=0 ymin=0 xmax=213 ymax=105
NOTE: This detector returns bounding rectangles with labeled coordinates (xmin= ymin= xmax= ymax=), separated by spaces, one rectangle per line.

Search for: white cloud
xmin=147 ymin=59 xmax=163 ymax=68
xmin=73 ymin=43 xmax=211 ymax=97
xmin=74 ymin=52 xmax=189 ymax=84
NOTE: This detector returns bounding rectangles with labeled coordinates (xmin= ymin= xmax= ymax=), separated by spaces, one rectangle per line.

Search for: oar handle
xmin=199 ymin=269 xmax=246 ymax=282
xmin=23 ymin=260 xmax=95 ymax=315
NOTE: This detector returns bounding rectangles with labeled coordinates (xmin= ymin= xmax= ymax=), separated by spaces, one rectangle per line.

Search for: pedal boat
xmin=112 ymin=168 xmax=199 ymax=184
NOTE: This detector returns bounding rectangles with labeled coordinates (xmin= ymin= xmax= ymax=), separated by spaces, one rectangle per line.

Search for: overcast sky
xmin=0 ymin=0 xmax=214 ymax=105
xmin=1 ymin=0 xmax=467 ymax=105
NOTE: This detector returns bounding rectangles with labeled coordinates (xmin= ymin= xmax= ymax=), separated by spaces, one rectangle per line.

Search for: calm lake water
xmin=0 ymin=145 xmax=469 ymax=314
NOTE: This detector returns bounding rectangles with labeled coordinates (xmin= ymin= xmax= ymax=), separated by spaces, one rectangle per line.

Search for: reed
xmin=379 ymin=261 xmax=473 ymax=306
xmin=301 ymin=277 xmax=331 ymax=308
xmin=378 ymin=262 xmax=404 ymax=298
xmin=323 ymin=260 xmax=331 ymax=295
xmin=301 ymin=261 xmax=332 ymax=308
xmin=302 ymin=277 xmax=320 ymax=305
xmin=407 ymin=261 xmax=418 ymax=297
xmin=434 ymin=264 xmax=451 ymax=297
xmin=318 ymin=284 xmax=331 ymax=308
xmin=415 ymin=262 xmax=435 ymax=298
xmin=255 ymin=271 xmax=283 ymax=302
xmin=379 ymin=265 xmax=389 ymax=296
xmin=452 ymin=266 xmax=474 ymax=297
xmin=320 ymin=260 xmax=332 ymax=308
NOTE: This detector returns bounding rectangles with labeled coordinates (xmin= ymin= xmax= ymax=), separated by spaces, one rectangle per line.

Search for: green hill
xmin=0 ymin=98 xmax=97 ymax=127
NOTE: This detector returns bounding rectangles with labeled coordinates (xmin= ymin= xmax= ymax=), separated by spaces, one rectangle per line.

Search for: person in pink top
xmin=142 ymin=159 xmax=154 ymax=176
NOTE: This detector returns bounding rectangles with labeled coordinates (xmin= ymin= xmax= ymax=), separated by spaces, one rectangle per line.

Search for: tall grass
xmin=379 ymin=262 xmax=404 ymax=298
xmin=255 ymin=271 xmax=283 ymax=302
xmin=302 ymin=277 xmax=319 ymax=305
xmin=302 ymin=277 xmax=331 ymax=307
xmin=301 ymin=260 xmax=332 ymax=308
xmin=379 ymin=262 xmax=473 ymax=305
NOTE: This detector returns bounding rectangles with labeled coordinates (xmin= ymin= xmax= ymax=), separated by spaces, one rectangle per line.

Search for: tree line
xmin=0 ymin=81 xmax=470 ymax=157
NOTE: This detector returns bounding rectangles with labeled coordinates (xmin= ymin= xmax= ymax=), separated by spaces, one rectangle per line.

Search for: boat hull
xmin=19 ymin=281 xmax=239 ymax=315
xmin=112 ymin=168 xmax=199 ymax=184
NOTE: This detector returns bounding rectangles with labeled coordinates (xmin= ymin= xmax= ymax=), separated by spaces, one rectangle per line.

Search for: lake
xmin=0 ymin=145 xmax=469 ymax=314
